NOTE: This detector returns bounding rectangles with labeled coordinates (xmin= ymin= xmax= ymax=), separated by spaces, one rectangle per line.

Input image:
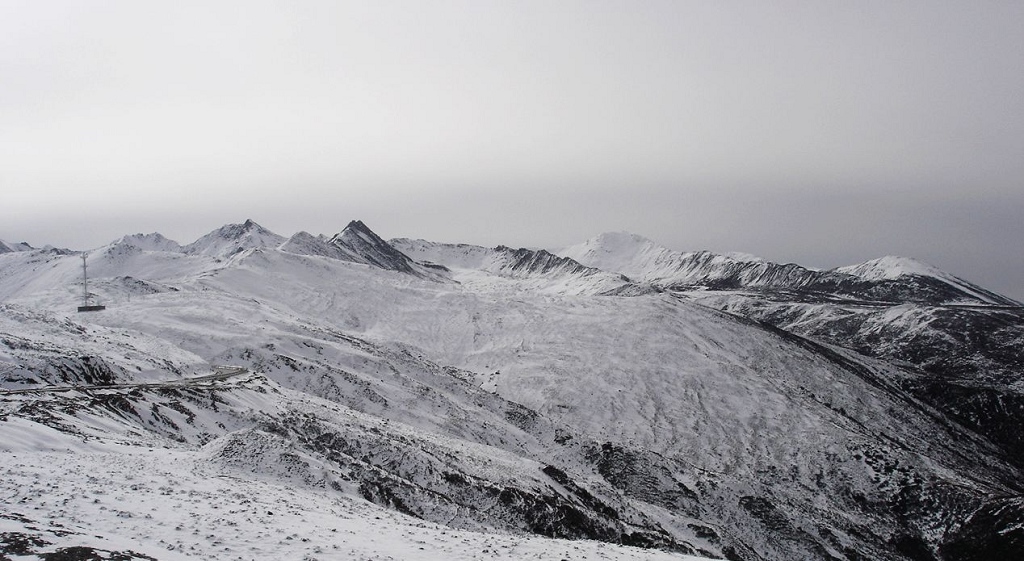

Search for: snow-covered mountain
xmin=560 ymin=232 xmax=1018 ymax=306
xmin=836 ymin=255 xmax=948 ymax=281
xmin=2 ymin=220 xmax=1023 ymax=561
xmin=391 ymin=238 xmax=652 ymax=295
xmin=183 ymin=218 xmax=287 ymax=259
xmin=0 ymin=239 xmax=34 ymax=253
xmin=559 ymin=231 xmax=1024 ymax=488
xmin=282 ymin=221 xmax=446 ymax=280
xmin=559 ymin=232 xmax=819 ymax=292
xmin=110 ymin=232 xmax=183 ymax=253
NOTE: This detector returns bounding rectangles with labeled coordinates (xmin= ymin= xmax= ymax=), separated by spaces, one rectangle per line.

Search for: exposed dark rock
xmin=1 ymin=532 xmax=50 ymax=555
xmin=329 ymin=220 xmax=422 ymax=276
xmin=940 ymin=496 xmax=1024 ymax=561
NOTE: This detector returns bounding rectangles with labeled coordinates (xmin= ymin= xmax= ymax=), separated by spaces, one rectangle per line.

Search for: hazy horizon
xmin=3 ymin=1 xmax=1022 ymax=301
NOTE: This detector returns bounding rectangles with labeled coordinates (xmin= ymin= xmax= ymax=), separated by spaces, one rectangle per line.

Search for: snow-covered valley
xmin=2 ymin=220 xmax=1022 ymax=561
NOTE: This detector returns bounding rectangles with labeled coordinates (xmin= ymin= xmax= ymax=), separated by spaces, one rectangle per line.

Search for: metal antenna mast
xmin=77 ymin=254 xmax=105 ymax=312
xmin=82 ymin=254 xmax=88 ymax=304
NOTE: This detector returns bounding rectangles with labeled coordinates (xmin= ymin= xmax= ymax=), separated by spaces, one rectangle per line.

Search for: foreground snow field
xmin=0 ymin=419 xmax=705 ymax=561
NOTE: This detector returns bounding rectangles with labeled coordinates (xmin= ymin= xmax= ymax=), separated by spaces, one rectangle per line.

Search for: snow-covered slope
xmin=686 ymin=288 xmax=1024 ymax=471
xmin=2 ymin=219 xmax=1024 ymax=561
xmin=1 ymin=287 xmax=718 ymax=555
xmin=835 ymin=255 xmax=1015 ymax=305
xmin=0 ymin=239 xmax=33 ymax=253
xmin=0 ymin=240 xmax=217 ymax=305
xmin=561 ymin=230 xmax=1024 ymax=488
xmin=279 ymin=230 xmax=338 ymax=257
xmin=110 ymin=232 xmax=183 ymax=253
xmin=561 ymin=232 xmax=1020 ymax=306
xmin=283 ymin=221 xmax=447 ymax=280
xmin=559 ymin=232 xmax=821 ymax=292
xmin=0 ymin=247 xmax=81 ymax=302
xmin=329 ymin=220 xmax=425 ymax=274
xmin=0 ymin=373 xmax=709 ymax=561
xmin=183 ymin=219 xmax=286 ymax=259
xmin=392 ymin=238 xmax=651 ymax=295
xmin=836 ymin=255 xmax=946 ymax=281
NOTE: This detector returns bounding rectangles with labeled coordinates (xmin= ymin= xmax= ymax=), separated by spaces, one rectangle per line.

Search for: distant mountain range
xmin=2 ymin=219 xmax=1022 ymax=561
xmin=560 ymin=231 xmax=1017 ymax=306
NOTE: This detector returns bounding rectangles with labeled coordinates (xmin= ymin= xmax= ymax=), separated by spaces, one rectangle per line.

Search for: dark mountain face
xmin=701 ymin=293 xmax=1024 ymax=383
xmin=660 ymin=256 xmax=1016 ymax=307
xmin=940 ymin=496 xmax=1024 ymax=561
xmin=800 ymin=274 xmax=1019 ymax=307
xmin=493 ymin=245 xmax=648 ymax=292
xmin=279 ymin=222 xmax=449 ymax=281
xmin=693 ymin=294 xmax=1024 ymax=560
xmin=329 ymin=220 xmax=422 ymax=275
xmin=659 ymin=250 xmax=824 ymax=292
xmin=692 ymin=291 xmax=1024 ymax=472
xmin=494 ymin=246 xmax=596 ymax=277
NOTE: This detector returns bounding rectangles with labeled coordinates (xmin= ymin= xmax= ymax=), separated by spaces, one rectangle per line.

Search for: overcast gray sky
xmin=2 ymin=1 xmax=1022 ymax=300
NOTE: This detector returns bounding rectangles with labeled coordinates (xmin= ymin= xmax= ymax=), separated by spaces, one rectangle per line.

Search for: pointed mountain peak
xmin=343 ymin=219 xmax=372 ymax=233
xmin=185 ymin=220 xmax=286 ymax=258
xmin=331 ymin=221 xmax=409 ymax=260
xmin=336 ymin=220 xmax=386 ymax=245
xmin=216 ymin=219 xmax=272 ymax=239
xmin=328 ymin=220 xmax=417 ymax=274
xmin=319 ymin=220 xmax=448 ymax=281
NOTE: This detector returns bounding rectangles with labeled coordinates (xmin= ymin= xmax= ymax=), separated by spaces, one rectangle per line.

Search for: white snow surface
xmin=2 ymin=238 xmax=1005 ymax=480
xmin=391 ymin=238 xmax=637 ymax=295
xmin=0 ymin=417 xmax=705 ymax=561
xmin=557 ymin=232 xmax=666 ymax=279
xmin=2 ymin=221 xmax=1020 ymax=561
xmin=557 ymin=232 xmax=777 ymax=287
xmin=183 ymin=219 xmax=287 ymax=258
xmin=835 ymin=255 xmax=949 ymax=281
xmin=835 ymin=255 xmax=1012 ymax=304
xmin=111 ymin=232 xmax=183 ymax=253
xmin=0 ymin=239 xmax=34 ymax=253
xmin=560 ymin=232 xmax=1018 ymax=305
